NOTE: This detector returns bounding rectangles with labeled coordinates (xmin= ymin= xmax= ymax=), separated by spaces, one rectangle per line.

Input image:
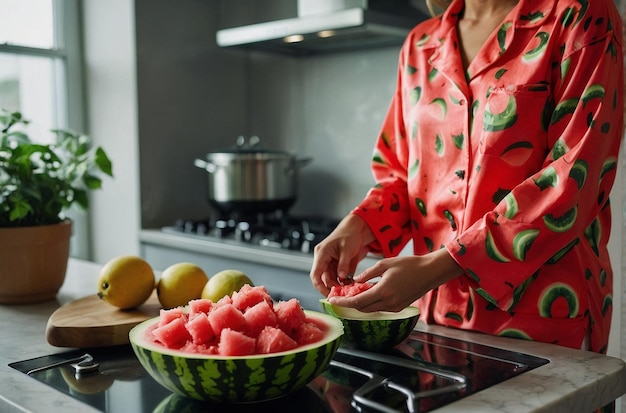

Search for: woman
xmin=310 ymin=0 xmax=623 ymax=357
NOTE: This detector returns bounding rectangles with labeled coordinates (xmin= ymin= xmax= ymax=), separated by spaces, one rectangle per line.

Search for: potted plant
xmin=0 ymin=109 xmax=113 ymax=304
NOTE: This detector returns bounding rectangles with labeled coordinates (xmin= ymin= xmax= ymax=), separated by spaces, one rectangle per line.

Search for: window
xmin=0 ymin=0 xmax=88 ymax=257
xmin=0 ymin=0 xmax=83 ymax=139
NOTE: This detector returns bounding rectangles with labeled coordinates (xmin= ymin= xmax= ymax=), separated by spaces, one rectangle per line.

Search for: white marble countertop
xmin=0 ymin=258 xmax=625 ymax=412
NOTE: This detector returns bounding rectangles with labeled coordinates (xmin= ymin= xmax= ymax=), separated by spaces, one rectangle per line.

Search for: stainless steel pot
xmin=194 ymin=136 xmax=312 ymax=213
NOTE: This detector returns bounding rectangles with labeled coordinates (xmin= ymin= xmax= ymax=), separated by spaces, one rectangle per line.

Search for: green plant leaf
xmin=83 ymin=174 xmax=102 ymax=190
xmin=0 ymin=108 xmax=113 ymax=226
xmin=9 ymin=197 xmax=32 ymax=221
xmin=73 ymin=189 xmax=89 ymax=209
xmin=95 ymin=147 xmax=113 ymax=176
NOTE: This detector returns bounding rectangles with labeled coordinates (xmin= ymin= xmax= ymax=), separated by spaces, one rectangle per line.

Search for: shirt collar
xmin=422 ymin=0 xmax=556 ymax=80
xmin=425 ymin=0 xmax=555 ymax=45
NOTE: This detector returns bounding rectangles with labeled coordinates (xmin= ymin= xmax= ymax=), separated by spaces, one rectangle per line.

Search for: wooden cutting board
xmin=46 ymin=291 xmax=162 ymax=348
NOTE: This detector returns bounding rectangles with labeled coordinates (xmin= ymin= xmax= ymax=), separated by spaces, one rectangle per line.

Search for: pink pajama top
xmin=353 ymin=0 xmax=623 ymax=353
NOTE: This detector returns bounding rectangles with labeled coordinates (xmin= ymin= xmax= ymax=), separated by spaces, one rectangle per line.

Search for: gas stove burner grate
xmin=164 ymin=213 xmax=341 ymax=254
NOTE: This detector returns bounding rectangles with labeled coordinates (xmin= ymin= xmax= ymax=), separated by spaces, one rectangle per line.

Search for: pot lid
xmin=207 ymin=136 xmax=292 ymax=155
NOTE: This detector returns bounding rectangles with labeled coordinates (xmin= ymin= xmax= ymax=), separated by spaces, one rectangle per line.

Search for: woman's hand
xmin=309 ymin=214 xmax=375 ymax=296
xmin=327 ymin=248 xmax=464 ymax=312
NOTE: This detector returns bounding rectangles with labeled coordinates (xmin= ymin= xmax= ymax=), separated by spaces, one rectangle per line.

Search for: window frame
xmin=0 ymin=0 xmax=90 ymax=258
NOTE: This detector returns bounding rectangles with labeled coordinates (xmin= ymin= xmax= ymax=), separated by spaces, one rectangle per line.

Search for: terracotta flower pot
xmin=0 ymin=220 xmax=72 ymax=304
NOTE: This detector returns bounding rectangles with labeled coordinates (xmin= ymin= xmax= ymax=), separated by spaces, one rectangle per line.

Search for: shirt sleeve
xmin=352 ymin=39 xmax=415 ymax=258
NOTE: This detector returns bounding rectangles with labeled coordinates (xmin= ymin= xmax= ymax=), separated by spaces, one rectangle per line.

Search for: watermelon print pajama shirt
xmin=353 ymin=0 xmax=623 ymax=354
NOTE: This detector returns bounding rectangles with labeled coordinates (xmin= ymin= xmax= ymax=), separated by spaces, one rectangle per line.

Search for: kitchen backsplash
xmin=246 ymin=49 xmax=399 ymax=219
xmin=136 ymin=0 xmax=402 ymax=227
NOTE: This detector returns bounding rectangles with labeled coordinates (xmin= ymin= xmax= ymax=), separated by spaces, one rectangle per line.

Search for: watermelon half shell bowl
xmin=129 ymin=310 xmax=343 ymax=403
xmin=319 ymin=299 xmax=419 ymax=352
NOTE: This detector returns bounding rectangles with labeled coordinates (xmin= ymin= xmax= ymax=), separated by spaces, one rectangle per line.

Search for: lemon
xmin=157 ymin=262 xmax=209 ymax=309
xmin=201 ymin=269 xmax=253 ymax=302
xmin=97 ymin=255 xmax=155 ymax=309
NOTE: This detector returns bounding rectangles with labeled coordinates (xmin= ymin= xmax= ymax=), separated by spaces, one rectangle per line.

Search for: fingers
xmin=328 ymin=288 xmax=382 ymax=312
xmin=310 ymin=255 xmax=332 ymax=296
xmin=335 ymin=253 xmax=354 ymax=281
xmin=310 ymin=215 xmax=372 ymax=296
xmin=311 ymin=240 xmax=357 ymax=295
xmin=352 ymin=259 xmax=386 ymax=283
xmin=311 ymin=254 xmax=345 ymax=296
xmin=328 ymin=289 xmax=406 ymax=313
xmin=327 ymin=259 xmax=409 ymax=312
xmin=328 ymin=264 xmax=382 ymax=311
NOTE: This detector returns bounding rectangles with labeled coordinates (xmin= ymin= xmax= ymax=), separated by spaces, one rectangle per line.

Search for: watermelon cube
xmin=188 ymin=298 xmax=213 ymax=317
xmin=256 ymin=326 xmax=298 ymax=354
xmin=208 ymin=303 xmax=246 ymax=334
xmin=293 ymin=322 xmax=325 ymax=345
xmin=328 ymin=282 xmax=373 ymax=298
xmin=158 ymin=307 xmax=186 ymax=327
xmin=152 ymin=317 xmax=191 ymax=348
xmin=243 ymin=300 xmax=278 ymax=336
xmin=274 ymin=299 xmax=306 ymax=336
xmin=214 ymin=294 xmax=233 ymax=307
xmin=181 ymin=341 xmax=218 ymax=355
xmin=185 ymin=313 xmax=215 ymax=345
xmin=232 ymin=284 xmax=272 ymax=311
xmin=218 ymin=328 xmax=256 ymax=356
xmin=179 ymin=341 xmax=198 ymax=354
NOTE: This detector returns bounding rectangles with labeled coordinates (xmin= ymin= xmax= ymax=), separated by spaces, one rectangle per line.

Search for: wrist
xmin=433 ymin=248 xmax=465 ymax=281
xmin=345 ymin=213 xmax=375 ymax=244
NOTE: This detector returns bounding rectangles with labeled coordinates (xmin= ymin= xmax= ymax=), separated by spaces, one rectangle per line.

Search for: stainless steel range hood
xmin=216 ymin=0 xmax=429 ymax=56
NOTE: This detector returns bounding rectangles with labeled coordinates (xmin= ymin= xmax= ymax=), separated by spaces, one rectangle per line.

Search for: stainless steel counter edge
xmin=140 ymin=229 xmax=381 ymax=272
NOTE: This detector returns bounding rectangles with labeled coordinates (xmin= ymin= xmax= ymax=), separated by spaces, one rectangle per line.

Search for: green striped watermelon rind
xmin=129 ymin=310 xmax=343 ymax=403
xmin=319 ymin=299 xmax=419 ymax=352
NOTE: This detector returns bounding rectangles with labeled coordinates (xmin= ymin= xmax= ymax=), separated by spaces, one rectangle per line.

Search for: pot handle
xmin=286 ymin=157 xmax=313 ymax=174
xmin=194 ymin=158 xmax=217 ymax=173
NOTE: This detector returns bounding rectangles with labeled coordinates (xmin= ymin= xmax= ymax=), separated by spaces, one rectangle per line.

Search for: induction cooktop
xmin=9 ymin=331 xmax=548 ymax=412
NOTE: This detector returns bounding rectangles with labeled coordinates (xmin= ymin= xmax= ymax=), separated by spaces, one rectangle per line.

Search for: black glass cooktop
xmin=9 ymin=331 xmax=548 ymax=412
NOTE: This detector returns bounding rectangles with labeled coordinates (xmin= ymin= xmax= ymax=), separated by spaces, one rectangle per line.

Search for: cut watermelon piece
xmin=274 ymin=298 xmax=306 ymax=336
xmin=180 ymin=341 xmax=218 ymax=355
xmin=208 ymin=303 xmax=246 ymax=334
xmin=188 ymin=298 xmax=213 ymax=317
xmin=158 ymin=307 xmax=186 ymax=327
xmin=256 ymin=326 xmax=298 ymax=354
xmin=232 ymin=284 xmax=272 ymax=311
xmin=328 ymin=282 xmax=374 ymax=298
xmin=152 ymin=317 xmax=191 ymax=348
xmin=243 ymin=300 xmax=278 ymax=336
xmin=218 ymin=328 xmax=256 ymax=356
xmin=185 ymin=313 xmax=215 ymax=345
xmin=293 ymin=322 xmax=325 ymax=345
xmin=319 ymin=298 xmax=419 ymax=351
xmin=146 ymin=284 xmax=344 ymax=357
xmin=214 ymin=294 xmax=233 ymax=308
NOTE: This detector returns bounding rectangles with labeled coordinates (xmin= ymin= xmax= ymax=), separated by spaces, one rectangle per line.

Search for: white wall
xmin=82 ymin=0 xmax=141 ymax=263
xmin=608 ymin=149 xmax=623 ymax=360
xmin=610 ymin=148 xmax=624 ymax=413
